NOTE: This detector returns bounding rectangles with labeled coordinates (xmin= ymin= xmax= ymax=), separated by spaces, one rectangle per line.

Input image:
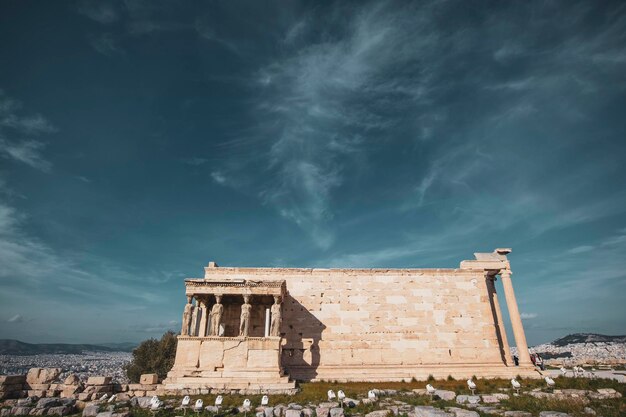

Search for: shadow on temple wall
xmin=486 ymin=279 xmax=509 ymax=366
xmin=281 ymin=294 xmax=326 ymax=381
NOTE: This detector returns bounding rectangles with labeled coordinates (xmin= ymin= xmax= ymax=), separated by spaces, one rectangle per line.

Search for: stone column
xmin=264 ymin=307 xmax=270 ymax=337
xmin=181 ymin=296 xmax=194 ymax=336
xmin=239 ymin=295 xmax=252 ymax=337
xmin=500 ymin=270 xmax=531 ymax=365
xmin=487 ymin=276 xmax=512 ymax=366
xmin=270 ymin=295 xmax=282 ymax=337
xmin=198 ymin=298 xmax=209 ymax=337
xmin=189 ymin=298 xmax=199 ymax=336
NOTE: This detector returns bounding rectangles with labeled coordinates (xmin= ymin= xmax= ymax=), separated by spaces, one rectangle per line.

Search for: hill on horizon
xmin=0 ymin=339 xmax=137 ymax=355
xmin=550 ymin=333 xmax=626 ymax=347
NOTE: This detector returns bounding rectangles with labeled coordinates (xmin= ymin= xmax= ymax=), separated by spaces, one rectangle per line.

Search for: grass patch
xmin=121 ymin=377 xmax=625 ymax=417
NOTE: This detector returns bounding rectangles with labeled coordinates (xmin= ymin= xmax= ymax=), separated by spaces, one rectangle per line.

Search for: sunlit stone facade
xmin=163 ymin=249 xmax=538 ymax=392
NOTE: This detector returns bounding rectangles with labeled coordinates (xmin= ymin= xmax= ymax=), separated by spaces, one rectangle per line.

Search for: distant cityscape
xmin=0 ymin=352 xmax=132 ymax=383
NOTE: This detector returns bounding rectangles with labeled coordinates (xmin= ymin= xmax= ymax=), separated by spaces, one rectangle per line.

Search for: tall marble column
xmin=198 ymin=299 xmax=209 ymax=337
xmin=487 ymin=276 xmax=512 ymax=366
xmin=500 ymin=270 xmax=531 ymax=365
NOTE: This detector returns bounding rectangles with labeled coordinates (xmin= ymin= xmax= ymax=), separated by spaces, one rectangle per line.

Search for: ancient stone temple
xmin=163 ymin=249 xmax=538 ymax=392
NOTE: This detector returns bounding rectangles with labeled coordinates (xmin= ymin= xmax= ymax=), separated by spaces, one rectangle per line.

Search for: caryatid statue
xmin=270 ymin=295 xmax=282 ymax=337
xmin=239 ymin=295 xmax=252 ymax=337
xmin=181 ymin=296 xmax=194 ymax=336
xmin=209 ymin=295 xmax=224 ymax=336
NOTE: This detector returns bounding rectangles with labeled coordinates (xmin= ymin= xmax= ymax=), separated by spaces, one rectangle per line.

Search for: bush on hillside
xmin=124 ymin=331 xmax=178 ymax=383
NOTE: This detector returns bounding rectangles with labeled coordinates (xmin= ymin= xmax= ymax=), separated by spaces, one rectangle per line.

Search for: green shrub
xmin=124 ymin=331 xmax=178 ymax=383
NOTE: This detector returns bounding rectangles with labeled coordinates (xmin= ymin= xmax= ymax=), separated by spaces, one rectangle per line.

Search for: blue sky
xmin=0 ymin=0 xmax=625 ymax=345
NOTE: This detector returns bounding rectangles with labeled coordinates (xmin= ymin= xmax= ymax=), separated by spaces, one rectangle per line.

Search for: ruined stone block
xmin=139 ymin=374 xmax=158 ymax=385
xmin=86 ymin=377 xmax=111 ymax=386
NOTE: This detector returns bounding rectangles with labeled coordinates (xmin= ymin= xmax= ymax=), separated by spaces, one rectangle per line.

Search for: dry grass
xmin=137 ymin=376 xmax=625 ymax=417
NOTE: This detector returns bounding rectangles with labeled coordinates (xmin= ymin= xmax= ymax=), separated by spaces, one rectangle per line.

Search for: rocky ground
xmin=1 ymin=369 xmax=625 ymax=417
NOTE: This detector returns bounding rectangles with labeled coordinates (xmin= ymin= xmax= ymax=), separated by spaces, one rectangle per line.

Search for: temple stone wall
xmin=164 ymin=249 xmax=539 ymax=389
xmin=201 ymin=267 xmax=507 ymax=381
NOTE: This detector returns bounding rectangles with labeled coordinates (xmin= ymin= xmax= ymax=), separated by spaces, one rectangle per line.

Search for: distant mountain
xmin=551 ymin=333 xmax=626 ymax=346
xmin=97 ymin=342 xmax=138 ymax=352
xmin=0 ymin=339 xmax=137 ymax=355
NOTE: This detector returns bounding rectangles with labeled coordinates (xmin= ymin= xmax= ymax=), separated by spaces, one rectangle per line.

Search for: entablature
xmin=185 ymin=278 xmax=286 ymax=297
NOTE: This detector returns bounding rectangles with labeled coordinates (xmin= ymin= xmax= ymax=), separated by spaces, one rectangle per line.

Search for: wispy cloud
xmin=89 ymin=33 xmax=123 ymax=56
xmin=182 ymin=157 xmax=208 ymax=166
xmin=0 ymin=92 xmax=166 ymax=313
xmin=521 ymin=313 xmax=538 ymax=320
xmin=0 ymin=91 xmax=54 ymax=172
xmin=77 ymin=0 xmax=119 ymax=24
xmin=210 ymin=171 xmax=226 ymax=185
xmin=212 ymin=2 xmax=449 ymax=248
xmin=7 ymin=314 xmax=23 ymax=323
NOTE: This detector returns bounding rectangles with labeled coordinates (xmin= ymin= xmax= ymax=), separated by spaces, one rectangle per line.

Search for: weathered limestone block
xmin=91 ymin=386 xmax=113 ymax=394
xmin=27 ymin=384 xmax=51 ymax=391
xmin=26 ymin=390 xmax=45 ymax=398
xmin=139 ymin=375 xmax=158 ymax=385
xmin=456 ymin=395 xmax=480 ymax=405
xmin=0 ymin=384 xmax=25 ymax=393
xmin=86 ymin=377 xmax=111 ymax=386
xmin=445 ymin=408 xmax=479 ymax=417
xmin=285 ymin=409 xmax=302 ymax=417
xmin=364 ymin=411 xmax=389 ymax=417
xmin=315 ymin=407 xmax=330 ymax=417
xmin=12 ymin=406 xmax=33 ymax=415
xmin=63 ymin=375 xmax=79 ymax=386
xmin=134 ymin=397 xmax=154 ymax=409
xmin=47 ymin=406 xmax=73 ymax=416
xmin=0 ymin=376 xmax=26 ymax=386
xmin=481 ymin=395 xmax=500 ymax=404
xmin=61 ymin=385 xmax=83 ymax=398
xmin=475 ymin=406 xmax=504 ymax=416
xmin=36 ymin=398 xmax=60 ymax=408
xmin=538 ymin=413 xmax=572 ymax=417
xmin=329 ymin=408 xmax=344 ymax=417
xmin=590 ymin=388 xmax=621 ymax=399
xmin=503 ymin=412 xmax=531 ymax=417
xmin=434 ymin=390 xmax=456 ymax=401
xmin=414 ymin=406 xmax=452 ymax=417
xmin=82 ymin=405 xmax=99 ymax=417
xmin=26 ymin=369 xmax=61 ymax=385
xmin=115 ymin=393 xmax=131 ymax=401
